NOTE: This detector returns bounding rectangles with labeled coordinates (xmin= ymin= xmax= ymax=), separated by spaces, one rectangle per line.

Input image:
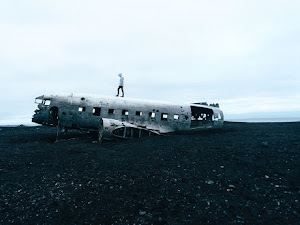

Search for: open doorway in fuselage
xmin=190 ymin=106 xmax=213 ymax=128
xmin=49 ymin=107 xmax=59 ymax=126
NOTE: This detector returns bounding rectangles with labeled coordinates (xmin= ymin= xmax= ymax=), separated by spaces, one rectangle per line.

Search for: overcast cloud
xmin=0 ymin=0 xmax=299 ymax=124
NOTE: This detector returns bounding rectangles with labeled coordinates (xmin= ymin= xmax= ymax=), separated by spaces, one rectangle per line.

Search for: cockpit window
xmin=44 ymin=100 xmax=51 ymax=106
xmin=34 ymin=98 xmax=51 ymax=105
xmin=35 ymin=98 xmax=43 ymax=104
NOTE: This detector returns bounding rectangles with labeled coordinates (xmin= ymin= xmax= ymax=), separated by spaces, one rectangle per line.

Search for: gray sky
xmin=1 ymin=0 xmax=300 ymax=124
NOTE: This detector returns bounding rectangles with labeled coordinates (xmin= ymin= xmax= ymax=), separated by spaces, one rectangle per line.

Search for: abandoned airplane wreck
xmin=32 ymin=94 xmax=224 ymax=141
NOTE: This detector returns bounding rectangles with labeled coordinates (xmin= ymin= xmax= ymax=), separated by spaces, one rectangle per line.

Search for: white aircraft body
xmin=32 ymin=94 xmax=224 ymax=141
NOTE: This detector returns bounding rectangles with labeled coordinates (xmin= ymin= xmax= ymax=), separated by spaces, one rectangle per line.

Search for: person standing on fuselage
xmin=116 ymin=73 xmax=124 ymax=97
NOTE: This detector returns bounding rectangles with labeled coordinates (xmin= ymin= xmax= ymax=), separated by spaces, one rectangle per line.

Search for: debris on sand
xmin=206 ymin=180 xmax=214 ymax=185
xmin=139 ymin=211 xmax=147 ymax=216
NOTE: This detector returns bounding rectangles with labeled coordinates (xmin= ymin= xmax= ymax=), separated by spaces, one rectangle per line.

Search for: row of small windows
xmin=78 ymin=107 xmax=179 ymax=120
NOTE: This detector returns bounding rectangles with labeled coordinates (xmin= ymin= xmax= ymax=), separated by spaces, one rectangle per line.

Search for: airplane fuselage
xmin=32 ymin=94 xmax=224 ymax=139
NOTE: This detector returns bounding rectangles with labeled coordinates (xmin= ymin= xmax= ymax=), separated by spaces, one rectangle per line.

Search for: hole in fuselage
xmin=190 ymin=106 xmax=213 ymax=127
xmin=49 ymin=107 xmax=59 ymax=126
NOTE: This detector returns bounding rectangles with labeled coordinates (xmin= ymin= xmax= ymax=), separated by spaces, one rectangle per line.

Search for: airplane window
xmin=93 ymin=107 xmax=101 ymax=116
xmin=174 ymin=114 xmax=179 ymax=120
xmin=161 ymin=113 xmax=168 ymax=121
xmin=35 ymin=99 xmax=43 ymax=104
xmin=149 ymin=112 xmax=155 ymax=118
xmin=122 ymin=110 xmax=129 ymax=116
xmin=136 ymin=111 xmax=142 ymax=116
xmin=78 ymin=107 xmax=86 ymax=112
xmin=44 ymin=100 xmax=51 ymax=106
xmin=108 ymin=109 xmax=115 ymax=114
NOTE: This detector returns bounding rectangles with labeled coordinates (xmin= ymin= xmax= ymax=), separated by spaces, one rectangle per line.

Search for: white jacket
xmin=119 ymin=76 xmax=124 ymax=86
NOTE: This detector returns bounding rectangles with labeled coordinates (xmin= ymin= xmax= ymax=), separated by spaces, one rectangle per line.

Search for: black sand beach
xmin=0 ymin=122 xmax=299 ymax=224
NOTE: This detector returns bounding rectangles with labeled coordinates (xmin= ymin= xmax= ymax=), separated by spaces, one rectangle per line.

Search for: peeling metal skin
xmin=32 ymin=94 xmax=224 ymax=140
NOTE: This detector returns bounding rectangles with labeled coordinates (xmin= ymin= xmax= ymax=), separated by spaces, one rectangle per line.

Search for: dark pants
xmin=117 ymin=86 xmax=124 ymax=96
